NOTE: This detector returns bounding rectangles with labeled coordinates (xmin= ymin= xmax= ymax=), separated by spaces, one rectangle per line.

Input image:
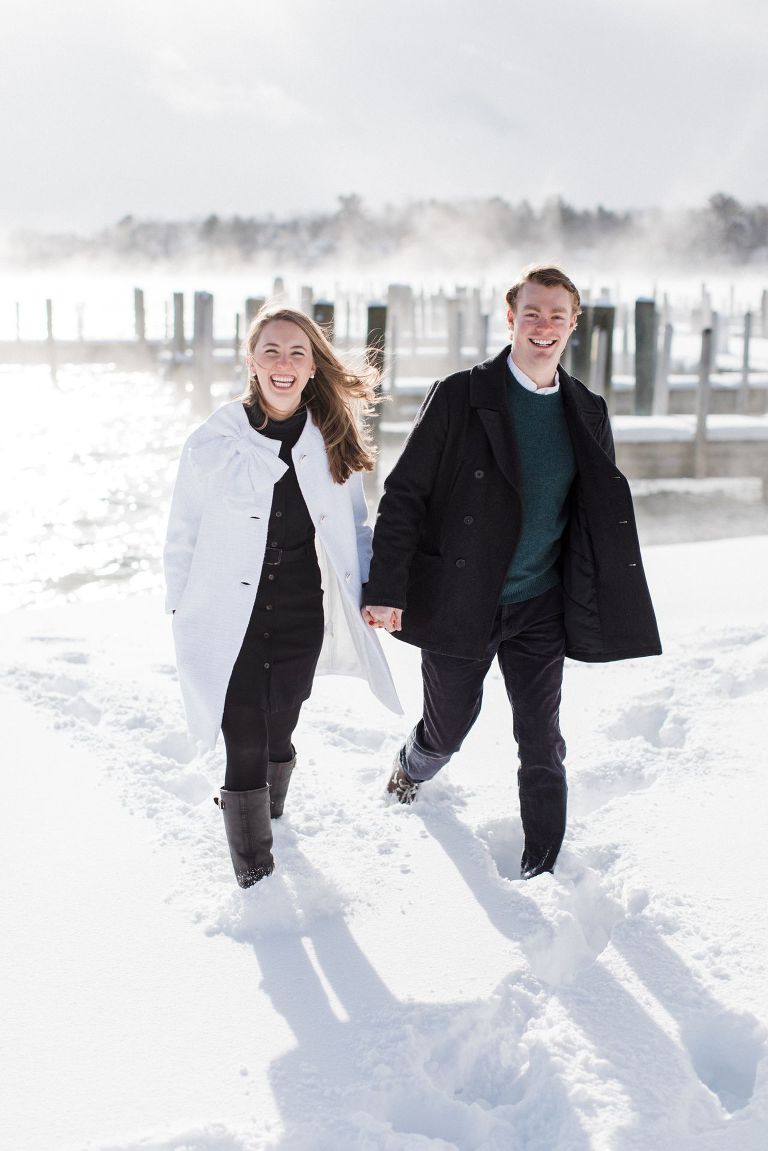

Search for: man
xmin=362 ymin=264 xmax=661 ymax=880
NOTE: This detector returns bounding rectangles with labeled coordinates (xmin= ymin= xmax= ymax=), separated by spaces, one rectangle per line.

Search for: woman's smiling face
xmin=249 ymin=319 xmax=316 ymax=419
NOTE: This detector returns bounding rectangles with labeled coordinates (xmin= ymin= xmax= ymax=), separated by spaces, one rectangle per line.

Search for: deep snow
xmin=2 ymin=536 xmax=768 ymax=1150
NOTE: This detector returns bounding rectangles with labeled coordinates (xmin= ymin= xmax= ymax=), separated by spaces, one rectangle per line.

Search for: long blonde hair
xmin=243 ymin=306 xmax=379 ymax=484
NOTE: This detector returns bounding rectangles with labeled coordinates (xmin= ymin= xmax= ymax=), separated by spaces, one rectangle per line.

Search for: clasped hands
xmin=361 ymin=605 xmax=403 ymax=632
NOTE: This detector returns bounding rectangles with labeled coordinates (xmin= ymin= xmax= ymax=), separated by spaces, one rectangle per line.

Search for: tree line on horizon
xmin=5 ymin=193 xmax=768 ymax=269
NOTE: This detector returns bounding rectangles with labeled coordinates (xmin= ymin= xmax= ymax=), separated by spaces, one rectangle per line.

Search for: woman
xmin=164 ymin=306 xmax=401 ymax=888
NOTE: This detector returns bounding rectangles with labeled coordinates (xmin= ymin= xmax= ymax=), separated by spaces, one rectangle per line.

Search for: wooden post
xmin=366 ymin=303 xmax=387 ymax=377
xmin=634 ymin=298 xmax=657 ymax=415
xmin=234 ymin=312 xmax=242 ymax=370
xmin=134 ymin=288 xmax=146 ymax=342
xmin=46 ymin=298 xmax=57 ymax=380
xmin=591 ymin=304 xmax=615 ymax=404
xmin=739 ymin=311 xmax=752 ymax=415
xmin=245 ymin=297 xmax=265 ymax=327
xmin=172 ymin=293 xmax=186 ymax=355
xmin=300 ymin=286 xmax=313 ymax=316
xmin=446 ymin=297 xmax=462 ymax=371
xmin=695 ymin=328 xmax=712 ymax=479
xmin=478 ymin=313 xmax=489 ymax=361
xmin=312 ymin=301 xmax=335 ymax=341
xmin=653 ymin=322 xmax=673 ymax=415
xmin=569 ymin=304 xmax=593 ymax=382
xmin=592 ymin=327 xmax=608 ymax=397
xmin=193 ymin=291 xmax=214 ymax=409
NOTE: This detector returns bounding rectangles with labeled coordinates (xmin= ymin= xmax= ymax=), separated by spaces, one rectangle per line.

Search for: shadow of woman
xmin=222 ymin=832 xmax=592 ymax=1150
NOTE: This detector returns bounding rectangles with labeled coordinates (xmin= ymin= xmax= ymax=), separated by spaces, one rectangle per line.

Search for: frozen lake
xmin=2 ymin=363 xmax=768 ymax=614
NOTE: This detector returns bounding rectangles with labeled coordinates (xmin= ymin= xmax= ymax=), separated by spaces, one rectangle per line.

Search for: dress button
xmin=274 ymin=510 xmax=283 ymax=518
xmin=463 ymin=515 xmax=474 ymax=525
xmin=455 ymin=558 xmax=466 ymax=568
xmin=319 ymin=513 xmax=327 ymax=523
xmin=344 ymin=572 xmax=351 ymax=582
xmin=474 ymin=469 xmax=484 ymax=479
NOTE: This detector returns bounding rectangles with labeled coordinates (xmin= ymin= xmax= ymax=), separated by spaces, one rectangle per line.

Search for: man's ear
xmin=506 ymin=306 xmax=515 ymax=332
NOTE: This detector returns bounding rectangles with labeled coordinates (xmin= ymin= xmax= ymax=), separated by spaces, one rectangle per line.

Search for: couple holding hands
xmin=164 ymin=264 xmax=660 ymax=889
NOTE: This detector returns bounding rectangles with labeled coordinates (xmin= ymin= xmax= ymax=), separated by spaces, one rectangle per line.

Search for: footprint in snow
xmin=606 ymin=701 xmax=686 ymax=748
xmin=149 ymin=730 xmax=198 ymax=764
xmin=520 ymin=863 xmax=626 ymax=986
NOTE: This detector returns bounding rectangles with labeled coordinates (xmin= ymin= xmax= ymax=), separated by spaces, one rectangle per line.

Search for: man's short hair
xmin=505 ymin=264 xmax=582 ymax=316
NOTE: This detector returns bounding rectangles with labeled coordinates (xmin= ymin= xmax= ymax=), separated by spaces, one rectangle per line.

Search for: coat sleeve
xmin=364 ymin=380 xmax=449 ymax=609
xmin=350 ymin=469 xmax=373 ymax=583
xmin=163 ymin=441 xmax=203 ymax=614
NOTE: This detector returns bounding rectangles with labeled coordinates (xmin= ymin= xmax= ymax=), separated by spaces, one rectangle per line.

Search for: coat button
xmin=455 ymin=558 xmax=466 ymax=568
xmin=267 ymin=572 xmax=275 ymax=581
xmin=474 ymin=469 xmax=484 ymax=479
xmin=265 ymin=604 xmax=273 ymax=611
xmin=463 ymin=515 xmax=474 ymax=525
xmin=274 ymin=510 xmax=283 ymax=518
xmin=263 ymin=662 xmax=270 ymax=669
xmin=263 ymin=632 xmax=270 ymax=639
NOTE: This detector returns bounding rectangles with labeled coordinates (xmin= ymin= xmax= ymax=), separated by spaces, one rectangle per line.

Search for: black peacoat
xmin=364 ymin=346 xmax=661 ymax=663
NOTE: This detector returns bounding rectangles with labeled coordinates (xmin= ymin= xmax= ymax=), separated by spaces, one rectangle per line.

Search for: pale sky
xmin=1 ymin=0 xmax=765 ymax=232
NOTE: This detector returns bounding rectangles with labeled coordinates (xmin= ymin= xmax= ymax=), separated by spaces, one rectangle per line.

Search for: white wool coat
xmin=164 ymin=400 xmax=402 ymax=749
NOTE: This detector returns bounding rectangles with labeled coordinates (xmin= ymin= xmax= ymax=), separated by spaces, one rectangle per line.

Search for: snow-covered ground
xmin=2 ymin=361 xmax=768 ymax=1148
xmin=3 ymin=535 xmax=767 ymax=1150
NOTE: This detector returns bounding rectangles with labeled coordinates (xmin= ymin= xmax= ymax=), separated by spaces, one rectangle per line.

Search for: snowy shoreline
xmin=2 ymin=536 xmax=768 ymax=1149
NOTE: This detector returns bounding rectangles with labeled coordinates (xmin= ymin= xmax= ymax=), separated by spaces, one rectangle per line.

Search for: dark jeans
xmin=402 ymin=585 xmax=567 ymax=874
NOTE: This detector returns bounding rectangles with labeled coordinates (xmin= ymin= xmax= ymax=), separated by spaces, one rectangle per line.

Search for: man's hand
xmin=362 ymin=605 xmax=403 ymax=632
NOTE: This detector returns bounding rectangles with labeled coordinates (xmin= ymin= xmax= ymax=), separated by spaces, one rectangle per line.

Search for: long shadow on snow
xmin=242 ymin=843 xmax=592 ymax=1151
xmin=418 ymin=801 xmax=765 ymax=1140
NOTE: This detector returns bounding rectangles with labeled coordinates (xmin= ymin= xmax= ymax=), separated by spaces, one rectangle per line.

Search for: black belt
xmin=263 ymin=543 xmax=313 ymax=566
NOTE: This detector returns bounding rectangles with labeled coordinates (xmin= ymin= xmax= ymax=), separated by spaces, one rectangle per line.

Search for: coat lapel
xmin=470 ymin=347 xmax=522 ymax=492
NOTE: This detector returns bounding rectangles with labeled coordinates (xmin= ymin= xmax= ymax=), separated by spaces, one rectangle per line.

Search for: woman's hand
xmin=361 ymin=605 xmax=403 ymax=632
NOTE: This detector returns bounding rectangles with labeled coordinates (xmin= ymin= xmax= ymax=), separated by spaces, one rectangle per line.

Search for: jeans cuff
xmin=403 ymin=725 xmax=452 ymax=783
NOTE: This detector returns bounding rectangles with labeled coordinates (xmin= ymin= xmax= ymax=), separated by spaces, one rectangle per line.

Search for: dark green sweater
xmin=500 ymin=368 xmax=576 ymax=604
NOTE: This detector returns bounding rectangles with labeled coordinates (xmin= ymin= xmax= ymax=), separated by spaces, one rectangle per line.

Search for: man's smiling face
xmin=507 ymin=282 xmax=578 ymax=385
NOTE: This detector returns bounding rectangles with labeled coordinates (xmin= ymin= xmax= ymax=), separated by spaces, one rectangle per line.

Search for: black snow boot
xmin=267 ymin=750 xmax=296 ymax=819
xmin=214 ymin=786 xmax=275 ymax=888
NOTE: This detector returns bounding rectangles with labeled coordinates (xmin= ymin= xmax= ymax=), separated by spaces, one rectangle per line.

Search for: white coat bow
xmin=190 ymin=418 xmax=287 ymax=508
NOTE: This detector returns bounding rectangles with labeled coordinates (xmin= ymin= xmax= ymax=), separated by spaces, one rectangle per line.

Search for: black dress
xmin=224 ymin=404 xmax=325 ymax=714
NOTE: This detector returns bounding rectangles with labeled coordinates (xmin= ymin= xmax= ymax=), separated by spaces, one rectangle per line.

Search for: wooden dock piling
xmin=312 ymin=301 xmax=335 ymax=340
xmin=134 ymin=288 xmax=146 ymax=343
xmin=739 ymin=311 xmax=752 ymax=414
xmin=366 ymin=304 xmax=387 ymax=377
xmin=695 ymin=327 xmax=713 ymax=479
xmin=634 ymin=298 xmax=657 ymax=415
xmin=172 ymin=293 xmax=186 ymax=356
